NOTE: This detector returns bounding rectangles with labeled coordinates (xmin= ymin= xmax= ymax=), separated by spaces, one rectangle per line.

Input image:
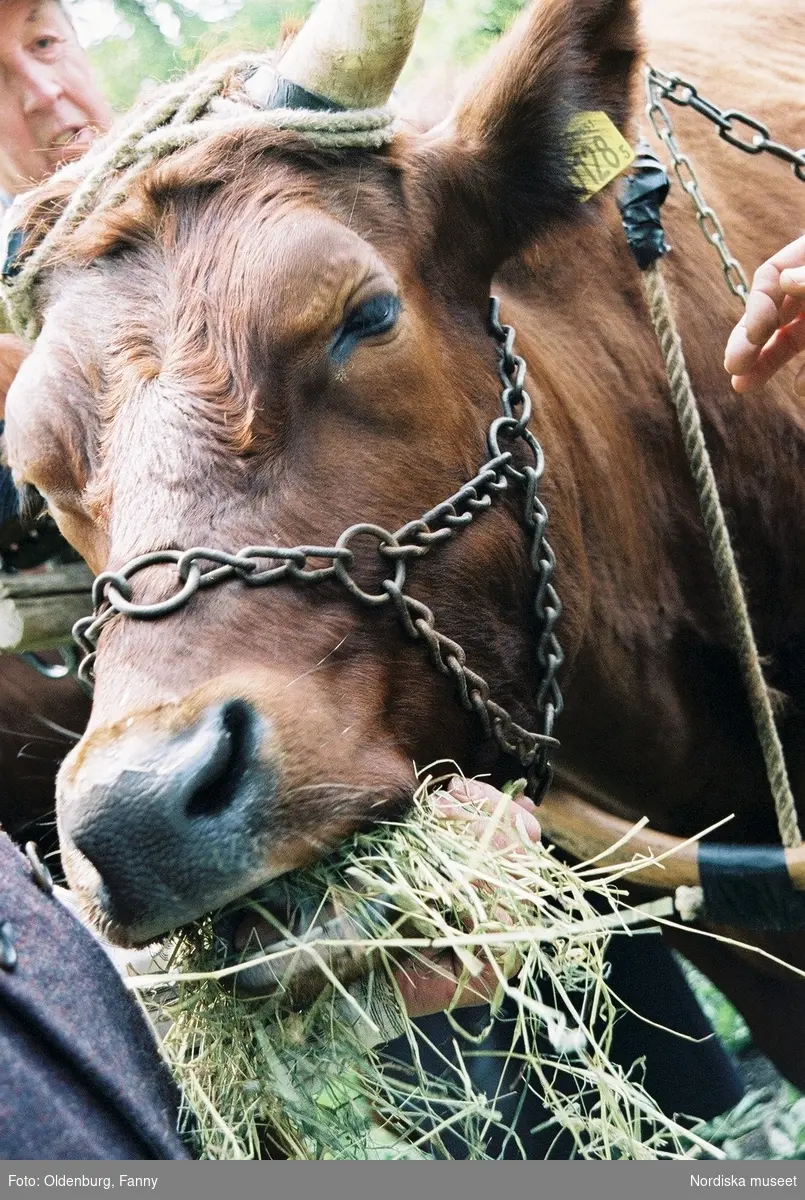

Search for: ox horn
xmin=539 ymin=790 xmax=805 ymax=931
xmin=539 ymin=787 xmax=802 ymax=891
xmin=246 ymin=0 xmax=425 ymax=111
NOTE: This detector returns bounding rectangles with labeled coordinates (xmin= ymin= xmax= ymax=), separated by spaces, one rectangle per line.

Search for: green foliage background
xmin=68 ymin=0 xmax=528 ymax=113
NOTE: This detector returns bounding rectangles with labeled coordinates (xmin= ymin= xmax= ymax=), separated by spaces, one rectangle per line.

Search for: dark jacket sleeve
xmin=0 ymin=832 xmax=192 ymax=1160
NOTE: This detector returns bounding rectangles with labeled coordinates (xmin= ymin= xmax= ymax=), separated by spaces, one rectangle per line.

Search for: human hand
xmin=396 ymin=777 xmax=541 ymax=1019
xmin=228 ymin=778 xmax=541 ymax=1024
xmin=724 ymin=233 xmax=805 ymax=395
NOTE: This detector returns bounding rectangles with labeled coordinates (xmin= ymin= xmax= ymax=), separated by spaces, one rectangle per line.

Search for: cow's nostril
xmin=61 ymin=695 xmax=277 ymax=942
xmin=185 ymin=699 xmax=256 ymax=819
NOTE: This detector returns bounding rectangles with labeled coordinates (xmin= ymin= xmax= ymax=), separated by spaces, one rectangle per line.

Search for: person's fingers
xmin=747 ymin=235 xmax=805 ymax=341
xmin=395 ymin=948 xmax=504 ymax=1018
xmin=743 ymin=263 xmax=782 ymax=348
xmin=725 ymin=236 xmax=805 ymax=382
xmin=447 ymin=776 xmax=503 ymax=806
xmin=510 ymin=789 xmax=538 ymax=814
xmin=443 ymin=777 xmax=541 ymax=847
xmin=780 ymin=292 xmax=805 ymax=326
xmin=445 ymin=775 xmax=540 ymax=823
xmin=725 ymin=295 xmax=805 ymax=385
xmin=780 ymin=264 xmax=805 ymax=297
xmin=234 ymin=781 xmax=540 ymax=1021
xmin=770 ymin=235 xmax=805 ymax=273
xmin=731 ymin=315 xmax=805 ymax=394
xmin=724 ymin=319 xmax=761 ymax=376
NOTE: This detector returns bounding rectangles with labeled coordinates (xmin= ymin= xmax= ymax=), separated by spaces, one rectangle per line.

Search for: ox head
xmin=4 ymin=0 xmax=640 ymax=945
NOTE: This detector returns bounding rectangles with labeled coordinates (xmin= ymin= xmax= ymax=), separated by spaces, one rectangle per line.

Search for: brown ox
xmin=5 ymin=0 xmax=805 ymax=1082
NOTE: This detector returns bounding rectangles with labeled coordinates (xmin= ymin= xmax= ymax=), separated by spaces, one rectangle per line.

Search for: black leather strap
xmin=699 ymin=841 xmax=805 ymax=931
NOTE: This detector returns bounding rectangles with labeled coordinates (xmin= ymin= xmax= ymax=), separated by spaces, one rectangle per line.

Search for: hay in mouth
xmin=128 ymin=775 xmax=720 ymax=1160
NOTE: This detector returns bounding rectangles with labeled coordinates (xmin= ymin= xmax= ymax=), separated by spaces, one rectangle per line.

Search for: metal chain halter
xmin=646 ymin=66 xmax=805 ymax=304
xmin=647 ymin=67 xmax=805 ymax=181
xmin=73 ymin=298 xmax=564 ymax=803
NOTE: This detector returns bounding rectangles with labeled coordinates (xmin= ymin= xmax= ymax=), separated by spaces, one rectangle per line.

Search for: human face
xmin=0 ymin=0 xmax=112 ymax=195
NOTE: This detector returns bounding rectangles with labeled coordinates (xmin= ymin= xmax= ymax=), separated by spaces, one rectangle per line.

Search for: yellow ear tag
xmin=567 ymin=111 xmax=636 ymax=201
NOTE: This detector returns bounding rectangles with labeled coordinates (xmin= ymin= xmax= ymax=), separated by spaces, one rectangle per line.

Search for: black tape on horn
xmin=699 ymin=842 xmax=805 ymax=932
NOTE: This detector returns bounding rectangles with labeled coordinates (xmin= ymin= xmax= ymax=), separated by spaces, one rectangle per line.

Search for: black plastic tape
xmin=618 ymin=143 xmax=671 ymax=270
xmin=260 ymin=74 xmax=344 ymax=113
xmin=699 ymin=842 xmax=805 ymax=932
xmin=2 ymin=227 xmax=24 ymax=282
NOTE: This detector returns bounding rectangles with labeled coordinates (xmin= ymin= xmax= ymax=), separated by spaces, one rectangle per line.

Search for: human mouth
xmin=50 ymin=126 xmax=96 ymax=156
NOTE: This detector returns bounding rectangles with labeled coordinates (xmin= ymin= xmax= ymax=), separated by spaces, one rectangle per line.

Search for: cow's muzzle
xmin=58 ymin=698 xmax=279 ymax=944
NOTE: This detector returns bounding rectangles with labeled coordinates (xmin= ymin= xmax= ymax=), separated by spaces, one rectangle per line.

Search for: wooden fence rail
xmin=0 ymin=563 xmax=93 ymax=654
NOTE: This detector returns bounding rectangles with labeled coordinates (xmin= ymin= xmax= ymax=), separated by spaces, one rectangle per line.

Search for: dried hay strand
xmin=130 ymin=775 xmax=721 ymax=1161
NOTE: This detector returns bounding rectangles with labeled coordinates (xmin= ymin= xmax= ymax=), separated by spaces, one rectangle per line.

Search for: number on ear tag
xmin=567 ymin=112 xmax=636 ymax=201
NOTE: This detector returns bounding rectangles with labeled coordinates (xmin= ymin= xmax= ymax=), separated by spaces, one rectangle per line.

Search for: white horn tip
xmin=278 ymin=0 xmax=426 ymax=110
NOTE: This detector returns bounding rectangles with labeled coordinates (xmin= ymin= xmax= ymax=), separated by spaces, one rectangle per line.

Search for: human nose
xmin=18 ymin=57 xmax=64 ymax=115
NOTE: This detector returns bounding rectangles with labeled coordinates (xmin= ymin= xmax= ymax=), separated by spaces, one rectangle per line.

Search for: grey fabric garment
xmin=0 ymin=832 xmax=192 ymax=1160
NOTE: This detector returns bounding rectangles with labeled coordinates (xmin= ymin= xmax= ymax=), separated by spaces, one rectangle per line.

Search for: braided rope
xmin=642 ymin=261 xmax=802 ymax=849
xmin=2 ymin=55 xmax=395 ymax=340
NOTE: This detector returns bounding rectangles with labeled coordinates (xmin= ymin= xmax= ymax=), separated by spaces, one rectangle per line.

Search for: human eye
xmin=30 ymin=32 xmax=65 ymax=60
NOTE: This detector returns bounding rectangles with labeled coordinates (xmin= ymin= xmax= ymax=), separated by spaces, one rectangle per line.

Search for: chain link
xmin=73 ymin=301 xmax=564 ymax=803
xmin=645 ymin=69 xmax=749 ymax=303
xmin=489 ymin=298 xmax=564 ymax=797
xmin=648 ymin=67 xmax=805 ymax=182
xmin=646 ymin=67 xmax=805 ymax=306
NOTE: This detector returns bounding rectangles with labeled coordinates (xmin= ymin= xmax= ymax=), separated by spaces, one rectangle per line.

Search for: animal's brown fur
xmin=0 ymin=656 xmax=88 ymax=843
xmin=5 ymin=0 xmax=805 ymax=1080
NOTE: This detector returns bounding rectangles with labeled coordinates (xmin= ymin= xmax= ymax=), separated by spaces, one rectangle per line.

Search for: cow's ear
xmin=0 ymin=335 xmax=30 ymax=418
xmin=408 ymin=0 xmax=641 ymax=286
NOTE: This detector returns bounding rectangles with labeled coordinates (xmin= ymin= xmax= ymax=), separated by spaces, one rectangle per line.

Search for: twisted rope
xmin=2 ymin=55 xmax=395 ymax=340
xmin=642 ymin=261 xmax=801 ymax=849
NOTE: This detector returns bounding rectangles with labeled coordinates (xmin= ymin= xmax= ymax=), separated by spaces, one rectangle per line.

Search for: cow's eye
xmin=330 ymin=293 xmax=400 ymax=363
